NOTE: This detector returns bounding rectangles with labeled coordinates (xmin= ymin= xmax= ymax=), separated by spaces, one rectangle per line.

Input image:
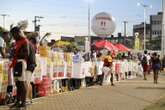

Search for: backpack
xmin=27 ymin=42 xmax=37 ymax=72
xmin=141 ymin=55 xmax=147 ymax=66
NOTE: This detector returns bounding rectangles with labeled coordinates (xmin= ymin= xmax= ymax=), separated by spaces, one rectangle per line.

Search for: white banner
xmin=72 ymin=63 xmax=85 ymax=78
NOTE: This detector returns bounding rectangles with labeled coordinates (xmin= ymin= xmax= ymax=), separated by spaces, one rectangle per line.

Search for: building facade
xmin=150 ymin=12 xmax=163 ymax=40
xmin=133 ymin=22 xmax=151 ymax=40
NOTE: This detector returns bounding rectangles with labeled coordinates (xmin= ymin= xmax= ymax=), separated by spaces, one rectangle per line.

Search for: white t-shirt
xmin=142 ymin=54 xmax=151 ymax=65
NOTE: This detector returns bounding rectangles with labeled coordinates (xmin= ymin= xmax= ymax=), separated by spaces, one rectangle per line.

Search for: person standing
xmin=9 ymin=27 xmax=36 ymax=108
xmin=102 ymin=58 xmax=111 ymax=85
xmin=141 ymin=51 xmax=148 ymax=80
xmin=151 ymin=52 xmax=161 ymax=84
xmin=95 ymin=53 xmax=104 ymax=85
xmin=103 ymin=51 xmax=114 ymax=86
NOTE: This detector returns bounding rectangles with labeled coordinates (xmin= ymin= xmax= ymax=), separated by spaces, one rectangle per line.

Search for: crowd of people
xmin=82 ymin=49 xmax=164 ymax=86
xmin=0 ymin=27 xmax=165 ymax=109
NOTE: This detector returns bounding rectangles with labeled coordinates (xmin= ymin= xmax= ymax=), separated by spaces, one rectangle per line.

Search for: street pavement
xmin=1 ymin=73 xmax=165 ymax=110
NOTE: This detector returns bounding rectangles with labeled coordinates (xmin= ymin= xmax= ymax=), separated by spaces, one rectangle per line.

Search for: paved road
xmin=1 ymin=73 xmax=165 ymax=110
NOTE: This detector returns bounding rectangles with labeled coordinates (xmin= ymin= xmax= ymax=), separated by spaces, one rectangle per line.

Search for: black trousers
xmin=15 ymin=81 xmax=27 ymax=104
xmin=110 ymin=73 xmax=114 ymax=85
xmin=85 ymin=77 xmax=94 ymax=87
xmin=96 ymin=75 xmax=104 ymax=85
xmin=67 ymin=79 xmax=81 ymax=90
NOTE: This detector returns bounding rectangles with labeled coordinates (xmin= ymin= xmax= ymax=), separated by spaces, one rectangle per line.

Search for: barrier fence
xmin=0 ymin=52 xmax=141 ymax=103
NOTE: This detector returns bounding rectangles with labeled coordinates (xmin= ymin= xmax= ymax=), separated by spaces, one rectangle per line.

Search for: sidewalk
xmin=1 ymin=73 xmax=165 ymax=110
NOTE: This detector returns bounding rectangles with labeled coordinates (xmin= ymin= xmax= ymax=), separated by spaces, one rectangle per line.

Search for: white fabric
xmin=128 ymin=61 xmax=133 ymax=72
xmin=112 ymin=62 xmax=115 ymax=73
xmin=137 ymin=64 xmax=143 ymax=76
xmin=102 ymin=66 xmax=111 ymax=85
xmin=84 ymin=62 xmax=92 ymax=77
xmin=95 ymin=60 xmax=104 ymax=75
xmin=122 ymin=59 xmax=129 ymax=73
xmin=120 ymin=60 xmax=126 ymax=73
xmin=72 ymin=63 xmax=84 ymax=78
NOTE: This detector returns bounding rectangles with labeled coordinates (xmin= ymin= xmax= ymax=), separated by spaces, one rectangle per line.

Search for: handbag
xmin=13 ymin=62 xmax=23 ymax=77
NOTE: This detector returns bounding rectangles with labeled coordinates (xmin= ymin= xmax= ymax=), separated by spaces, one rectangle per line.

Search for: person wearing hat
xmin=9 ymin=27 xmax=30 ymax=108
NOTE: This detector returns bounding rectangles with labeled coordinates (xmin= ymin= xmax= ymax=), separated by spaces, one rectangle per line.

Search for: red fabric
xmin=143 ymin=64 xmax=148 ymax=72
xmin=94 ymin=40 xmax=118 ymax=52
xmin=115 ymin=44 xmax=131 ymax=52
xmin=9 ymin=37 xmax=29 ymax=69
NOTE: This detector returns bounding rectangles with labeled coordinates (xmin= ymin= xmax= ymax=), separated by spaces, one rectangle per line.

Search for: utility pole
xmin=161 ymin=0 xmax=165 ymax=55
xmin=123 ymin=21 xmax=128 ymax=45
xmin=1 ymin=14 xmax=9 ymax=29
xmin=123 ymin=21 xmax=128 ymax=37
xmin=33 ymin=16 xmax=44 ymax=32
xmin=86 ymin=2 xmax=91 ymax=53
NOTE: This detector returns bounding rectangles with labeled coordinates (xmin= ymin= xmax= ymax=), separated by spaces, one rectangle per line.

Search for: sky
xmin=0 ymin=0 xmax=162 ymax=40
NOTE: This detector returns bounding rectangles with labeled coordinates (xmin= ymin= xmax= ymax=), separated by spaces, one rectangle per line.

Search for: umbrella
xmin=94 ymin=40 xmax=118 ymax=51
xmin=115 ymin=43 xmax=131 ymax=52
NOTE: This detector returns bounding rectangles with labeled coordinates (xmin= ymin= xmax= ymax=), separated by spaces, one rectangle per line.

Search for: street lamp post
xmin=84 ymin=0 xmax=93 ymax=53
xmin=85 ymin=1 xmax=91 ymax=53
xmin=138 ymin=3 xmax=152 ymax=50
xmin=144 ymin=7 xmax=146 ymax=50
xmin=88 ymin=2 xmax=91 ymax=52
xmin=161 ymin=0 xmax=165 ymax=55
